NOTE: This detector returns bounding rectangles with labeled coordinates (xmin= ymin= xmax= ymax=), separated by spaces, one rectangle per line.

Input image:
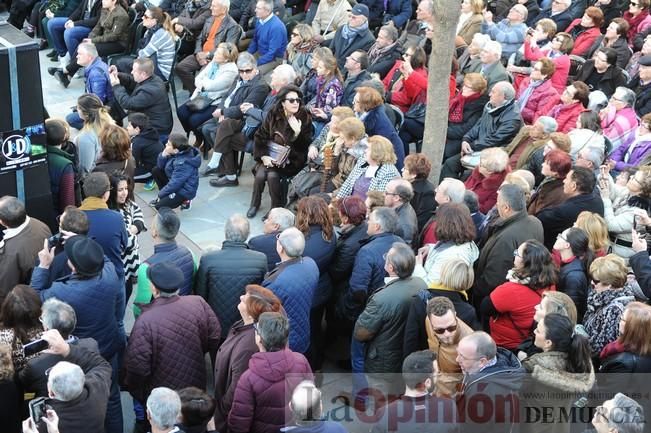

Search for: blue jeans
xmin=63 ymin=25 xmax=91 ymax=57
xmin=177 ymin=102 xmax=216 ymax=135
xmin=351 ymin=338 xmax=368 ymax=405
xmin=65 ymin=111 xmax=83 ymax=130
xmin=47 ymin=17 xmax=68 ymax=55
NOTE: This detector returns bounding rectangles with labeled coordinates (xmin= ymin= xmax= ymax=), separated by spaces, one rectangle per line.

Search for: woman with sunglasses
xmin=382 ymin=44 xmax=428 ymax=114
xmin=285 ymin=24 xmax=319 ymax=80
xmin=248 ymin=85 xmax=313 ymax=219
xmin=212 ymin=284 xmax=282 ymax=433
xmin=522 ymin=27 xmax=572 ymax=94
xmin=586 ymin=18 xmax=632 ymax=69
xmin=481 ymin=240 xmax=557 ymax=351
xmin=624 ymin=0 xmax=651 ymax=47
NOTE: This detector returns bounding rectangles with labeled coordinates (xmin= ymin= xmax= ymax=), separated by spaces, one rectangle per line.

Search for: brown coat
xmin=527 ymin=177 xmax=568 ymax=216
xmin=426 ymin=317 xmax=473 ymax=397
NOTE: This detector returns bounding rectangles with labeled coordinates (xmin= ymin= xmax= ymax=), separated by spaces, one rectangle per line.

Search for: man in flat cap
xmin=329 ymin=3 xmax=376 ymax=70
xmin=31 ymin=234 xmax=126 ymax=433
xmin=629 ymin=54 xmax=651 ymax=116
xmin=123 ymin=261 xmax=221 ymax=416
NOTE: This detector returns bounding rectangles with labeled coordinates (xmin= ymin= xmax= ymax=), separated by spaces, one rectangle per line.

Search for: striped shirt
xmin=139 ymin=28 xmax=176 ymax=80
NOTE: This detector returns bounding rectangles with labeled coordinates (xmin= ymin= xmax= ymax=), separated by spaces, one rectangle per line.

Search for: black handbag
xmin=185 ymin=95 xmax=214 ymax=112
xmin=404 ymin=102 xmax=426 ymax=122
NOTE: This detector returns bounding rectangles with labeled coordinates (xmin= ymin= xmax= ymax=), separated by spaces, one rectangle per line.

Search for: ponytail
xmin=565 ymin=227 xmax=595 ymax=277
xmin=543 ymin=313 xmax=592 ymax=374
xmin=162 ymin=12 xmax=176 ymax=38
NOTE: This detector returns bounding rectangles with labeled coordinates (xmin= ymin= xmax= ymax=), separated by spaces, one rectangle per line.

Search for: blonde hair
xmin=469 ymin=0 xmax=483 ymax=14
xmin=504 ymin=172 xmax=532 ymax=201
xmin=590 ymin=254 xmax=628 ymax=288
xmin=575 ymin=211 xmax=609 ymax=253
xmin=338 ymin=117 xmax=365 ymax=140
xmin=542 ymin=291 xmax=577 ymax=325
xmin=216 ymin=42 xmax=239 ymax=63
xmin=331 ymin=106 xmax=355 ymax=119
xmin=463 ymin=72 xmax=488 ymax=94
xmin=439 ymin=259 xmax=474 ymax=292
xmin=367 ymin=135 xmax=397 ymax=165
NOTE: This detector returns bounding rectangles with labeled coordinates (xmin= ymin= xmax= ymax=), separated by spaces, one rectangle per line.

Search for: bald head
xmin=290 ymin=381 xmax=322 ymax=422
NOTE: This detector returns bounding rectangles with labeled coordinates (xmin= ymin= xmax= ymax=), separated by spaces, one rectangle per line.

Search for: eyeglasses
xmin=513 ymin=249 xmax=522 ymax=258
xmin=385 ymin=191 xmax=399 ymax=196
xmin=291 ymin=32 xmax=300 ymax=37
xmin=238 ymin=68 xmax=254 ymax=73
xmin=556 ymin=233 xmax=567 ymax=242
xmin=432 ymin=324 xmax=458 ymax=335
xmin=285 ymin=98 xmax=301 ymax=104
xmin=631 ymin=1 xmax=640 ymax=6
xmin=347 ymin=55 xmax=361 ymax=63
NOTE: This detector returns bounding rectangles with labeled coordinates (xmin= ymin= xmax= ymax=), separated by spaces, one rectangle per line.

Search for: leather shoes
xmin=46 ymin=49 xmax=58 ymax=58
xmin=209 ymin=177 xmax=238 ymax=187
xmin=47 ymin=66 xmax=61 ymax=76
xmin=246 ymin=206 xmax=258 ymax=218
xmin=200 ymin=166 xmax=220 ymax=177
xmin=54 ymin=70 xmax=70 ymax=88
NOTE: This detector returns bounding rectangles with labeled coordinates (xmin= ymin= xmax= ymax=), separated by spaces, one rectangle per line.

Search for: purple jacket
xmin=228 ymin=349 xmax=313 ymax=433
xmin=610 ymin=135 xmax=651 ymax=171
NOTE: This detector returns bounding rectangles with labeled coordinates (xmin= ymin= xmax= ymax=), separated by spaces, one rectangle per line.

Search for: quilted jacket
xmin=123 ymin=295 xmax=221 ymax=403
xmin=228 ymin=349 xmax=313 ymax=433
xmin=516 ymin=77 xmax=560 ymax=125
xmin=213 ymin=321 xmax=258 ymax=433
xmin=548 ymin=101 xmax=586 ymax=134
xmin=263 ymin=257 xmax=319 ymax=354
xmin=157 ymin=147 xmax=202 ymax=200
xmin=195 ymin=241 xmax=268 ymax=338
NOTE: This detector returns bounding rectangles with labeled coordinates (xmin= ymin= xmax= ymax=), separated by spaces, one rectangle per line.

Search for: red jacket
xmin=548 ymin=101 xmax=587 ymax=133
xmin=489 ymin=281 xmax=552 ymax=350
xmin=383 ymin=61 xmax=428 ymax=113
xmin=523 ymin=41 xmax=570 ymax=94
xmin=464 ymin=167 xmax=510 ymax=214
xmin=566 ymin=20 xmax=603 ymax=57
xmin=517 ymin=78 xmax=560 ymax=124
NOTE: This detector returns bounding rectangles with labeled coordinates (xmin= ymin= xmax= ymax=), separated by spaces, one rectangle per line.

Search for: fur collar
xmin=523 ymin=351 xmax=595 ymax=393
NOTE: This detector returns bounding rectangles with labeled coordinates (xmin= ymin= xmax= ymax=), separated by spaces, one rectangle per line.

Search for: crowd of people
xmin=2 ymin=0 xmax=651 ymax=430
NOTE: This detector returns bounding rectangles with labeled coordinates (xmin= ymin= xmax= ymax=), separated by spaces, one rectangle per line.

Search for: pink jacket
xmin=523 ymin=41 xmax=570 ymax=94
xmin=548 ymin=102 xmax=587 ymax=133
xmin=517 ymin=78 xmax=560 ymax=125
xmin=601 ymin=106 xmax=639 ymax=152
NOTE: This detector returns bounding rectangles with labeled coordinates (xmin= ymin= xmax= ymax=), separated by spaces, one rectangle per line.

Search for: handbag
xmin=268 ymin=141 xmax=291 ymax=167
xmin=404 ymin=102 xmax=426 ymax=122
xmin=185 ymin=94 xmax=214 ymax=112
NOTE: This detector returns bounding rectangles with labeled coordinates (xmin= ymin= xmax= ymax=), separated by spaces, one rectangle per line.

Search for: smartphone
xmin=23 ymin=339 xmax=49 ymax=357
xmin=29 ymin=397 xmax=47 ymax=423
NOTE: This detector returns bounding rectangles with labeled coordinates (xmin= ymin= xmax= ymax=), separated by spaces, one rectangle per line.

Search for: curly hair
xmin=296 ymin=196 xmax=334 ymax=242
xmin=404 ymin=154 xmax=432 ymax=179
xmin=99 ymin=124 xmax=131 ymax=162
xmin=513 ymin=240 xmax=558 ymax=290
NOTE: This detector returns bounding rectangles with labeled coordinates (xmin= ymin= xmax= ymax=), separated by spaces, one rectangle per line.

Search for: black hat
xmin=351 ymin=3 xmax=369 ymax=17
xmin=146 ymin=262 xmax=184 ymax=293
xmin=639 ymin=55 xmax=651 ymax=67
xmin=64 ymin=235 xmax=104 ymax=277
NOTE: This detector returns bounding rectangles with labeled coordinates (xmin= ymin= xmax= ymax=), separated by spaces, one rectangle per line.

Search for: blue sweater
xmin=247 ymin=15 xmax=287 ymax=65
xmin=83 ymin=207 xmax=128 ymax=284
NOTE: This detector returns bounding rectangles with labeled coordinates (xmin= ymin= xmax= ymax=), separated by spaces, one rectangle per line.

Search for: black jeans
xmin=151 ymin=166 xmax=187 ymax=209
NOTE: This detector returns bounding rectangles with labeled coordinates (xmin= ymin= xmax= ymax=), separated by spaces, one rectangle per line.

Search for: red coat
xmin=566 ymin=20 xmax=603 ymax=57
xmin=464 ymin=167 xmax=510 ymax=214
xmin=383 ymin=61 xmax=428 ymax=113
xmin=516 ymin=78 xmax=560 ymax=124
xmin=548 ymin=101 xmax=587 ymax=133
xmin=523 ymin=41 xmax=570 ymax=94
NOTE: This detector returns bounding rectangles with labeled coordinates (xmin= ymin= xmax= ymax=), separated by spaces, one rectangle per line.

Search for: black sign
xmin=0 ymin=124 xmax=47 ymax=172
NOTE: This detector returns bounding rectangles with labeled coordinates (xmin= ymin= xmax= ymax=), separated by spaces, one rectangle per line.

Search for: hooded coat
xmin=157 ymin=146 xmax=202 ymax=200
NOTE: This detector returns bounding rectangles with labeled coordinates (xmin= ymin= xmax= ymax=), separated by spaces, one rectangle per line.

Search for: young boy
xmin=127 ymin=112 xmax=163 ymax=191
xmin=150 ymin=134 xmax=201 ymax=210
xmin=45 ymin=118 xmax=81 ymax=213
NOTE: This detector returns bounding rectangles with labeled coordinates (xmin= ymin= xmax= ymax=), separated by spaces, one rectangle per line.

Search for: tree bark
xmin=422 ymin=1 xmax=461 ymax=185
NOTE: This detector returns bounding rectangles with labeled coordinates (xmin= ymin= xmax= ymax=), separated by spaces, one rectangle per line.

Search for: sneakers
xmin=148 ymin=198 xmax=159 ymax=207
xmin=180 ymin=200 xmax=192 ymax=211
xmin=143 ymin=179 xmax=156 ymax=191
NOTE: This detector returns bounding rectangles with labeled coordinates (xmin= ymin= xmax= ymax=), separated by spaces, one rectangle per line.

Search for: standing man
xmin=249 ymin=207 xmax=295 ymax=269
xmin=247 ymin=0 xmax=287 ymax=75
xmin=384 ymin=179 xmax=418 ymax=246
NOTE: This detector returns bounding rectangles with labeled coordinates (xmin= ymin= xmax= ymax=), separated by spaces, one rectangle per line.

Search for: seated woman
xmin=482 ymin=240 xmax=557 ymax=351
xmin=352 ymin=86 xmax=405 ymax=170
xmin=456 ymin=0 xmax=484 ymax=47
xmin=599 ymin=165 xmax=651 ymax=259
xmin=575 ymin=47 xmax=628 ymax=98
xmin=464 ymin=147 xmax=511 ymax=214
xmin=566 ymin=6 xmax=605 ymax=58
xmin=626 ymin=35 xmax=651 ymax=83
xmin=522 ymin=131 xmax=572 ymax=186
xmin=516 ymin=58 xmax=561 ymax=125
xmin=520 ymin=23 xmax=572 ymax=94
xmin=586 ymin=18 xmax=632 ymax=69
xmin=527 ymin=149 xmax=571 ymax=215
xmin=176 ymin=42 xmax=239 ymax=149
xmin=600 ymin=302 xmax=651 ymax=373
xmin=286 ymin=24 xmax=318 ymax=80
xmin=584 ymin=255 xmax=637 ymax=356
xmin=568 ymin=111 xmax=607 ymax=157
xmin=328 ymin=117 xmax=367 ymax=196
xmin=135 ymin=7 xmax=178 ymax=80
xmin=383 ymin=44 xmax=428 ymax=114
xmin=336 ymin=135 xmax=400 ymax=200
xmin=308 ymin=49 xmax=343 ymax=136
xmin=624 ymin=0 xmax=651 ymax=48
xmin=553 ymin=227 xmax=595 ymax=322
xmin=150 ymin=133 xmax=201 ymax=210
xmin=402 ymin=153 xmax=436 ymax=231
xmin=574 ymin=211 xmax=610 ymax=258
xmin=249 ymin=85 xmax=313 ymax=219
xmin=608 ymin=113 xmax=651 ymax=171
xmin=300 ymin=47 xmax=330 ymax=106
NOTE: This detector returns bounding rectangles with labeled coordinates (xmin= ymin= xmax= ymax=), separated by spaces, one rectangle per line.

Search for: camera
xmin=29 ymin=397 xmax=48 ymax=423
xmin=23 ymin=339 xmax=50 ymax=357
xmin=47 ymin=232 xmax=63 ymax=249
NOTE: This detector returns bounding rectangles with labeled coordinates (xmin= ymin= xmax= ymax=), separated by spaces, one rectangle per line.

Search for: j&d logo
xmin=2 ymin=134 xmax=31 ymax=160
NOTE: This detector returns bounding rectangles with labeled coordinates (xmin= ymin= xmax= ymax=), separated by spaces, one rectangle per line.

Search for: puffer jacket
xmin=228 ymin=349 xmax=313 ymax=433
xmin=195 ymin=241 xmax=268 ymax=339
xmin=132 ymin=127 xmax=163 ymax=173
xmin=84 ymin=56 xmax=112 ymax=104
xmin=558 ymin=258 xmax=590 ymax=322
xmin=464 ymin=98 xmax=523 ymax=152
xmin=521 ymin=351 xmax=595 ymax=433
xmin=583 ymin=286 xmax=636 ymax=355
xmin=157 ymin=146 xmax=201 ymax=200
xmin=123 ymin=295 xmax=221 ymax=403
xmin=566 ymin=20 xmax=602 ymax=57
xmin=516 ymin=78 xmax=560 ymax=124
xmin=602 ymin=195 xmax=651 ymax=259
xmin=548 ymin=102 xmax=586 ymax=134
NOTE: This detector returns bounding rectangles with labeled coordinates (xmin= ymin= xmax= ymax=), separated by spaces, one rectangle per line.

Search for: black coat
xmin=113 ymin=74 xmax=174 ymax=135
xmin=194 ymin=241 xmax=268 ymax=339
xmin=131 ymin=127 xmax=163 ymax=172
xmin=600 ymin=351 xmax=651 ymax=373
xmin=329 ymin=26 xmax=376 ymax=71
xmin=329 ymin=223 xmax=368 ymax=294
xmin=575 ymin=60 xmax=628 ymax=98
xmin=220 ymin=74 xmax=270 ymax=120
xmin=630 ymin=251 xmax=651 ymax=299
xmin=342 ymin=70 xmax=372 ymax=107
xmin=630 ymin=77 xmax=651 ymax=117
xmin=368 ymin=44 xmax=403 ymax=80
xmin=302 ymin=225 xmax=336 ymax=307
xmin=534 ymin=8 xmax=572 ymax=33
xmin=445 ymin=93 xmax=489 ymax=159
xmin=536 ymin=193 xmax=604 ymax=250
xmin=410 ymin=178 xmax=436 ymax=232
xmin=69 ymin=0 xmax=102 ymax=28
xmin=249 ymin=231 xmax=281 ymax=270
xmin=558 ymin=258 xmax=589 ymax=323
xmin=463 ymin=98 xmax=523 ymax=153
xmin=586 ymin=36 xmax=631 ymax=69
xmin=0 ymin=378 xmax=21 ymax=433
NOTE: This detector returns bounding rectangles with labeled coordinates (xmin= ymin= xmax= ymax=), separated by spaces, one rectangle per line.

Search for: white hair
xmin=48 ymin=361 xmax=85 ymax=401
xmin=278 ymin=227 xmax=305 ymax=258
xmin=147 ymin=387 xmax=181 ymax=430
xmin=483 ymin=40 xmax=502 ymax=59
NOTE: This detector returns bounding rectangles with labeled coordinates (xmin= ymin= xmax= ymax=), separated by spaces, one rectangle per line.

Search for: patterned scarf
xmin=448 ymin=91 xmax=481 ymax=123
xmin=367 ymin=41 xmax=398 ymax=63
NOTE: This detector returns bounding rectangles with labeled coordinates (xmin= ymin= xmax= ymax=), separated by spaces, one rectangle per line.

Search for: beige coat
xmin=312 ymin=0 xmax=352 ymax=40
xmin=426 ymin=317 xmax=473 ymax=397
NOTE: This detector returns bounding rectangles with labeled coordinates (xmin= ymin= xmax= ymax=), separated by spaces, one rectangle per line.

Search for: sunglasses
xmin=432 ymin=324 xmax=458 ymax=335
xmin=239 ymin=68 xmax=253 ymax=73
xmin=631 ymin=2 xmax=640 ymax=6
xmin=285 ymin=98 xmax=301 ymax=104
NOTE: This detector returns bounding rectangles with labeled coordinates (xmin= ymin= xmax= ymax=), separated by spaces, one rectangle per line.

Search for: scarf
xmin=600 ymin=339 xmax=627 ymax=361
xmin=506 ymin=268 xmax=532 ymax=286
xmin=448 ymin=91 xmax=481 ymax=123
xmin=624 ymin=10 xmax=650 ymax=42
xmin=341 ymin=21 xmax=368 ymax=41
xmin=518 ymin=79 xmax=544 ymax=110
xmin=79 ymin=196 xmax=109 ymax=211
xmin=367 ymin=41 xmax=398 ymax=63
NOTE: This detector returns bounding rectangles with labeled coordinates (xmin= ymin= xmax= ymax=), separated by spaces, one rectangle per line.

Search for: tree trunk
xmin=422 ymin=2 xmax=461 ymax=185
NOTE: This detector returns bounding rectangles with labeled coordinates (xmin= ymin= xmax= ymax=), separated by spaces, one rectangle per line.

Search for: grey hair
xmin=278 ymin=227 xmax=305 ymax=258
xmin=614 ymin=87 xmax=636 ymax=107
xmin=480 ymin=147 xmax=509 ymax=173
xmin=153 ymin=208 xmax=180 ymax=241
xmin=512 ymin=169 xmax=536 ymax=190
xmin=482 ymin=40 xmax=502 ymax=59
xmin=464 ymin=331 xmax=497 ymax=360
xmin=257 ymin=312 xmax=289 ymax=351
xmin=535 ymin=116 xmax=558 ymax=134
xmin=225 ymin=214 xmax=250 ymax=242
xmin=0 ymin=196 xmax=27 ymax=228
xmin=471 ymin=33 xmax=492 ymax=48
xmin=418 ymin=0 xmax=434 ymax=15
xmin=511 ymin=4 xmax=528 ymax=20
xmin=257 ymin=0 xmax=273 ymax=11
xmin=495 ymin=81 xmax=516 ymax=100
xmin=147 ymin=387 xmax=181 ymax=430
xmin=371 ymin=207 xmax=398 ymax=234
xmin=48 ymin=361 xmax=85 ymax=401
xmin=498 ymin=183 xmax=526 ymax=212
xmin=440 ymin=178 xmax=466 ymax=203
xmin=214 ymin=0 xmax=230 ymax=10
xmin=41 ymin=298 xmax=77 ymax=338
xmin=272 ymin=64 xmax=298 ymax=88
xmin=379 ymin=24 xmax=399 ymax=42
xmin=269 ymin=208 xmax=295 ymax=230
xmin=579 ymin=145 xmax=605 ymax=169
xmin=389 ymin=179 xmax=414 ymax=203
xmin=237 ymin=52 xmax=257 ymax=69
xmin=77 ymin=42 xmax=98 ymax=57
xmin=291 ymin=380 xmax=322 ymax=421
xmin=387 ymin=242 xmax=416 ymax=279
xmin=607 ymin=393 xmax=645 ymax=433
xmin=359 ymin=79 xmax=386 ymax=99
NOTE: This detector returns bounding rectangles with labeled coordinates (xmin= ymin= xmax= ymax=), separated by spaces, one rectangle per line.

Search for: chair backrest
xmin=384 ymin=103 xmax=404 ymax=131
xmin=128 ymin=21 xmax=145 ymax=55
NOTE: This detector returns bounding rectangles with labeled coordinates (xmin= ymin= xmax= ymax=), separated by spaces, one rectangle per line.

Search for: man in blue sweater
xmin=247 ymin=0 xmax=287 ymax=75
